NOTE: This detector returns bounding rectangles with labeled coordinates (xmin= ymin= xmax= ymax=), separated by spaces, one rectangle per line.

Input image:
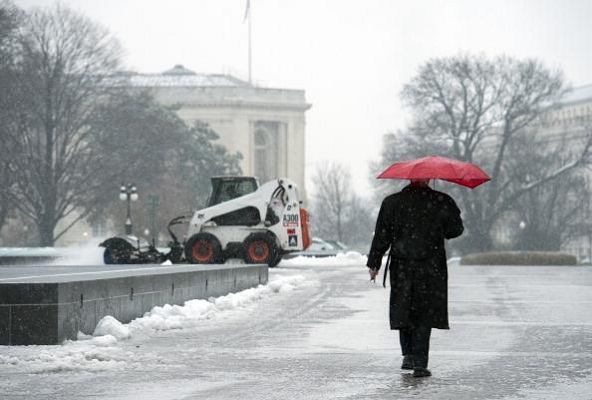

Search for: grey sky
xmin=15 ymin=0 xmax=592 ymax=194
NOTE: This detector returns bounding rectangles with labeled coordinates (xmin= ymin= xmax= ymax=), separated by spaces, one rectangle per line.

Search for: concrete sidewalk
xmin=0 ymin=263 xmax=590 ymax=399
xmin=368 ymin=265 xmax=592 ymax=399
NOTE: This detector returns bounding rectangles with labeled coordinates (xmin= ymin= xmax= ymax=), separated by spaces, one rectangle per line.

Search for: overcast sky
xmin=14 ymin=0 xmax=592 ymax=195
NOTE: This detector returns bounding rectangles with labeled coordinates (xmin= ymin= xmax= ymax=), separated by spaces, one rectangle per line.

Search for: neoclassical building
xmin=539 ymin=84 xmax=592 ymax=260
xmin=46 ymin=65 xmax=311 ymax=246
xmin=120 ymin=65 xmax=311 ymax=193
xmin=491 ymin=84 xmax=592 ymax=258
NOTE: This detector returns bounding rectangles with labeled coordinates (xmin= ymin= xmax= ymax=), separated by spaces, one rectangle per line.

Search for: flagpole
xmin=248 ymin=2 xmax=252 ymax=84
xmin=244 ymin=0 xmax=252 ymax=84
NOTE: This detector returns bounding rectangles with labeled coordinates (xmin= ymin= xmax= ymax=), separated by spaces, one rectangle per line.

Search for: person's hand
xmin=368 ymin=268 xmax=378 ymax=282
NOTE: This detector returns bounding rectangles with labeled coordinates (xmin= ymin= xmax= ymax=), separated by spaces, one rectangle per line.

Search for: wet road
xmin=1 ymin=262 xmax=591 ymax=399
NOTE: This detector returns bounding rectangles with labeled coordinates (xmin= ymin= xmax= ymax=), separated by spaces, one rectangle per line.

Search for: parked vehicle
xmin=285 ymin=237 xmax=345 ymax=258
xmin=324 ymin=240 xmax=348 ymax=251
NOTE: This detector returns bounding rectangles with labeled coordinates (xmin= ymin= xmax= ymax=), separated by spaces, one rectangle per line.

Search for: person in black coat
xmin=367 ymin=179 xmax=464 ymax=378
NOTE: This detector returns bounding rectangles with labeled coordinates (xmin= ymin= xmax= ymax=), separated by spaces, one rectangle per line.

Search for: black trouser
xmin=399 ymin=326 xmax=432 ymax=369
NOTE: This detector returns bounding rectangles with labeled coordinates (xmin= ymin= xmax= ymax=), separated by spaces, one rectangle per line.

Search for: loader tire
xmin=243 ymin=233 xmax=279 ymax=267
xmin=268 ymin=250 xmax=284 ymax=268
xmin=185 ymin=233 xmax=224 ymax=264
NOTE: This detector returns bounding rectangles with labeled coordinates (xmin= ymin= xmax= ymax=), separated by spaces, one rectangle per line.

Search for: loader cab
xmin=207 ymin=176 xmax=259 ymax=207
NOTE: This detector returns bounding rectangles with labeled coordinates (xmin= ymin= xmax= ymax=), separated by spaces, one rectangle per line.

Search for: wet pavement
xmin=1 ymin=262 xmax=591 ymax=399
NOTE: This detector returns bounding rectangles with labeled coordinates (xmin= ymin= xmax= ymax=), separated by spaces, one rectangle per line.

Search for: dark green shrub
xmin=460 ymin=251 xmax=578 ymax=266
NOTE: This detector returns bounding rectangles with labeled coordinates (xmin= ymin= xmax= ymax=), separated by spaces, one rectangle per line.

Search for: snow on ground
xmin=0 ymin=256 xmax=342 ymax=374
xmin=0 ymin=252 xmax=366 ymax=374
xmin=281 ymin=251 xmax=367 ymax=267
xmin=126 ymin=273 xmax=306 ymax=333
xmin=2 ymin=255 xmax=591 ymax=399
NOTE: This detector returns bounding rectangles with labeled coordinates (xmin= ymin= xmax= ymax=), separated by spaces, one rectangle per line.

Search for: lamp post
xmin=147 ymin=194 xmax=160 ymax=245
xmin=120 ymin=184 xmax=138 ymax=235
xmin=588 ymin=226 xmax=591 ymax=263
xmin=519 ymin=220 xmax=526 ymax=251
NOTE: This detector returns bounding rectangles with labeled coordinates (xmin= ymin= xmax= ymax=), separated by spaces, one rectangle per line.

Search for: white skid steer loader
xmin=99 ymin=177 xmax=311 ymax=268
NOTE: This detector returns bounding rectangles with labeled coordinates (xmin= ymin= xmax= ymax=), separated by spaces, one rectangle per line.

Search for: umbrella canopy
xmin=377 ymin=155 xmax=491 ymax=189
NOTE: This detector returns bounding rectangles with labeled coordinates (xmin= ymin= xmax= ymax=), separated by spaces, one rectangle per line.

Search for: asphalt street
xmin=1 ymin=261 xmax=591 ymax=399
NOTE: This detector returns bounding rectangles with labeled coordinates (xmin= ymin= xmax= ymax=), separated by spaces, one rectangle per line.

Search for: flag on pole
xmin=243 ymin=0 xmax=250 ymax=22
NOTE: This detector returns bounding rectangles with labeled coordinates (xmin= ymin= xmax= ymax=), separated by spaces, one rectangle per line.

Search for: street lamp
xmin=120 ymin=184 xmax=138 ymax=235
xmin=518 ymin=220 xmax=526 ymax=251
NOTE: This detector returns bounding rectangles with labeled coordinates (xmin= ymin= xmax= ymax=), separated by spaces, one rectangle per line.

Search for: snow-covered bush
xmin=460 ymin=251 xmax=577 ymax=266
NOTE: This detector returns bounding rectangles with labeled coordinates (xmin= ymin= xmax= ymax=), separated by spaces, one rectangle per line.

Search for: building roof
xmin=114 ymin=65 xmax=253 ymax=88
xmin=108 ymin=64 xmax=311 ymax=111
xmin=559 ymin=84 xmax=592 ymax=106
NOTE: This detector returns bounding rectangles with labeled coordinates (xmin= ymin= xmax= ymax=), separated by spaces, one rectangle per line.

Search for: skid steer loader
xmin=99 ymin=177 xmax=311 ymax=268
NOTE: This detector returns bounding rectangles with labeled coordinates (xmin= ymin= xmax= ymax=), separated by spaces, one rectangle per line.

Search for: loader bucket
xmin=100 ymin=237 xmax=136 ymax=264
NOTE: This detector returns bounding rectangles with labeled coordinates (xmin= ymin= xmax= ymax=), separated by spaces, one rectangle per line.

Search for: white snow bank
xmin=0 ymin=274 xmax=307 ymax=374
xmin=0 ymin=335 xmax=129 ymax=373
xmin=93 ymin=316 xmax=132 ymax=340
xmin=281 ymin=251 xmax=367 ymax=267
xmin=128 ymin=274 xmax=305 ymax=332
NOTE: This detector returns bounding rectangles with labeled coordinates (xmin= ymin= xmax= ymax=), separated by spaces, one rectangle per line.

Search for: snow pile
xmin=0 ymin=273 xmax=307 ymax=374
xmin=127 ymin=274 xmax=305 ymax=333
xmin=128 ymin=298 xmax=216 ymax=331
xmin=281 ymin=251 xmax=367 ymax=267
xmin=93 ymin=316 xmax=132 ymax=340
xmin=0 ymin=335 xmax=130 ymax=373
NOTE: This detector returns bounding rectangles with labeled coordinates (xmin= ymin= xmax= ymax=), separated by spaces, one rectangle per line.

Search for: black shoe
xmin=401 ymin=355 xmax=414 ymax=370
xmin=413 ymin=368 xmax=431 ymax=378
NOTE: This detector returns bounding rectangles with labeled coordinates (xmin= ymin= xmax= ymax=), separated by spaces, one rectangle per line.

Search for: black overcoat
xmin=367 ymin=184 xmax=464 ymax=330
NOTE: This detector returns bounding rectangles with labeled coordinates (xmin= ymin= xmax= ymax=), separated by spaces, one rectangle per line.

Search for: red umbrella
xmin=377 ymin=155 xmax=491 ymax=189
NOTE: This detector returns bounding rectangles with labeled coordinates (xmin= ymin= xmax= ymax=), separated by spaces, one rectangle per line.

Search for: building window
xmin=91 ymin=217 xmax=107 ymax=238
xmin=253 ymin=121 xmax=279 ymax=183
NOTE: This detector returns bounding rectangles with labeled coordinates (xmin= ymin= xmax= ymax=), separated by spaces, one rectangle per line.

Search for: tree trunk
xmin=38 ymin=224 xmax=55 ymax=246
xmin=38 ymin=209 xmax=56 ymax=246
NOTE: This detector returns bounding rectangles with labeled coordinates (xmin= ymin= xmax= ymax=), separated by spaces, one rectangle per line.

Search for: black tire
xmin=101 ymin=238 xmax=135 ymax=264
xmin=268 ymin=249 xmax=284 ymax=268
xmin=103 ymin=247 xmax=117 ymax=264
xmin=185 ymin=233 xmax=224 ymax=264
xmin=242 ymin=233 xmax=279 ymax=266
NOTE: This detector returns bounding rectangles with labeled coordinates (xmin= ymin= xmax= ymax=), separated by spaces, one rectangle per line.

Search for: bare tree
xmin=0 ymin=1 xmax=20 ymax=64
xmin=509 ymin=123 xmax=592 ymax=250
xmin=312 ymin=162 xmax=351 ymax=241
xmin=0 ymin=0 xmax=22 ymax=232
xmin=1 ymin=5 xmax=122 ymax=245
xmin=311 ymin=162 xmax=373 ymax=247
xmin=383 ymin=54 xmax=592 ymax=253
